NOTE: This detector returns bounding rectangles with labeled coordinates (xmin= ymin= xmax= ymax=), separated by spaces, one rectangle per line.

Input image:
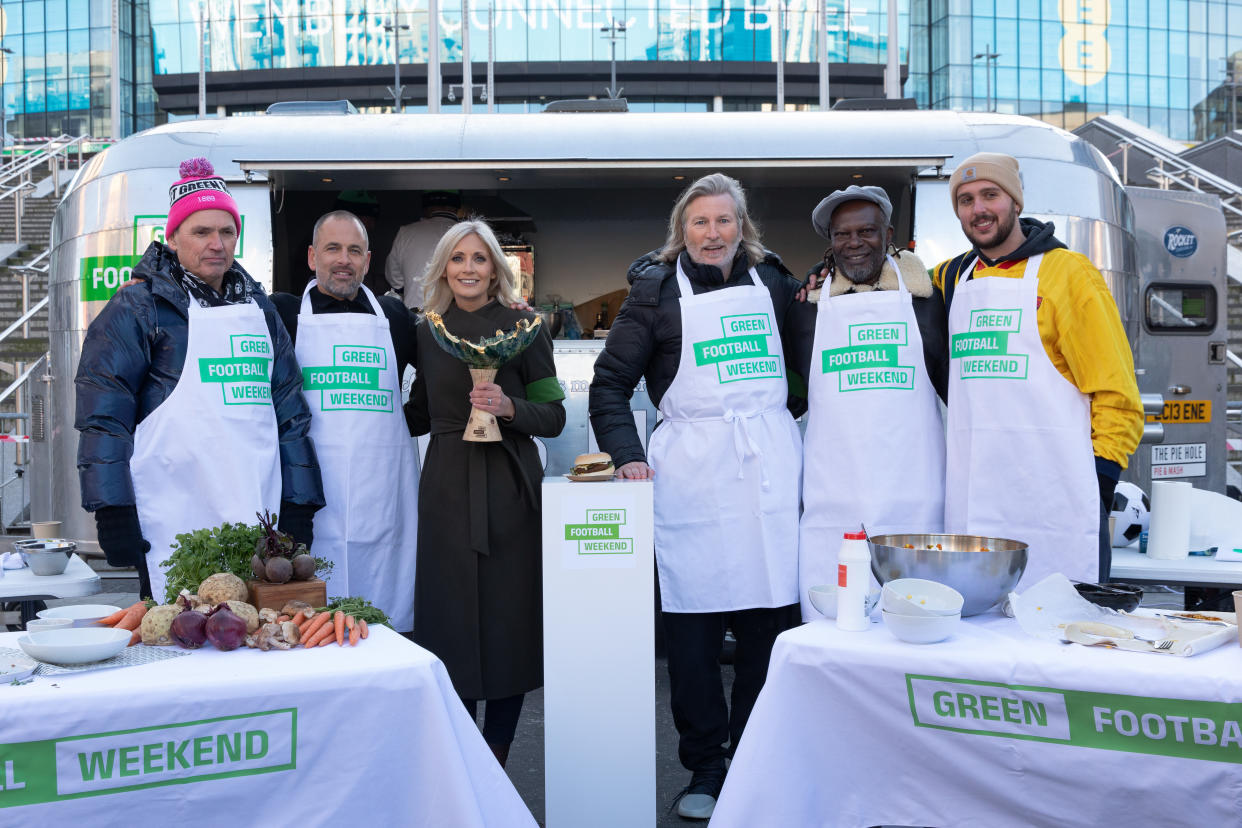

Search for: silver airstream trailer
xmin=30 ymin=109 xmax=1149 ymax=550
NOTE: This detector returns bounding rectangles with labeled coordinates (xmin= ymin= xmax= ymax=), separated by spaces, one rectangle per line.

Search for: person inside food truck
xmin=269 ymin=211 xmax=420 ymax=635
xmin=588 ymin=172 xmax=812 ymax=821
xmin=386 ymin=190 xmax=463 ymax=310
xmin=793 ymin=185 xmax=949 ymax=622
xmin=74 ymin=157 xmax=324 ymax=602
xmin=931 ymin=151 xmax=1143 ymax=586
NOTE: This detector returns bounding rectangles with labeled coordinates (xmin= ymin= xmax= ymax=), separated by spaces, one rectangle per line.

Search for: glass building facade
xmin=910 ymin=0 xmax=1242 ymax=142
xmin=6 ymin=0 xmax=1242 ymax=142
xmin=0 ymin=0 xmax=155 ymax=141
xmin=147 ymin=0 xmax=905 ymax=76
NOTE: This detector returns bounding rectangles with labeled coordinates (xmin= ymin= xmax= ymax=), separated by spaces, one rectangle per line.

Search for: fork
xmin=1130 ymin=635 xmax=1175 ymax=650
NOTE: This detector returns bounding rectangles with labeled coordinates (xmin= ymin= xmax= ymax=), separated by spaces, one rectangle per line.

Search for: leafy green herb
xmin=161 ymin=522 xmax=265 ymax=603
xmin=320 ymin=596 xmax=391 ymax=628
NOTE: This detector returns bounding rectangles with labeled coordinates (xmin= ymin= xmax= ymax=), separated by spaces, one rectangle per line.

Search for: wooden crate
xmin=247 ymin=578 xmax=326 ymax=612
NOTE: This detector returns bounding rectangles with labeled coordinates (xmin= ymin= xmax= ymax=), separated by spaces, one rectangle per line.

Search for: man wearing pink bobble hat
xmin=75 ymin=158 xmax=324 ymax=601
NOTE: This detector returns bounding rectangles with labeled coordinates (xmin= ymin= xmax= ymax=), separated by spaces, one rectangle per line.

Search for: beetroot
xmin=205 ymin=604 xmax=247 ymax=651
xmin=170 ymin=609 xmax=209 ymax=649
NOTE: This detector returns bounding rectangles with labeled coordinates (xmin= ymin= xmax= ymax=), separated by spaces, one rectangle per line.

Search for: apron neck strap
xmin=962 ymin=252 xmax=1045 ymax=283
xmin=674 ymin=257 xmax=762 ymax=295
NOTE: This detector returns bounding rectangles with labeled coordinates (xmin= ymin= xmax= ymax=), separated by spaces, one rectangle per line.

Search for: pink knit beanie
xmin=165 ymin=157 xmax=241 ymax=239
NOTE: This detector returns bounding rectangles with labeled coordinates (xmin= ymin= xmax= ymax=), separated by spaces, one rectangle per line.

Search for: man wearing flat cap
xmin=933 ymin=152 xmax=1142 ymax=586
xmin=75 ymin=157 xmax=324 ymax=601
xmin=795 ymin=185 xmax=948 ymax=620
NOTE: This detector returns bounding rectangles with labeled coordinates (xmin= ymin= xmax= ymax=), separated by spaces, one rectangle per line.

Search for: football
xmin=1110 ymin=481 xmax=1151 ymax=547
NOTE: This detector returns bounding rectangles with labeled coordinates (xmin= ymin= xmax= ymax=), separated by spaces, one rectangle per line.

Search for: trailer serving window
xmin=1144 ymin=282 xmax=1217 ymax=333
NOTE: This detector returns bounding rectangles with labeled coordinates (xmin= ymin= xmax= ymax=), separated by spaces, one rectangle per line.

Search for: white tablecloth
xmin=0 ymin=555 xmax=100 ymax=600
xmin=1111 ymin=545 xmax=1242 ymax=588
xmin=0 ymin=626 xmax=536 ymax=827
xmin=711 ymin=614 xmax=1242 ymax=827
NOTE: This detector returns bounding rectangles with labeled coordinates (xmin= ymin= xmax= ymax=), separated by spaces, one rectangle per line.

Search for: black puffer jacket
xmin=75 ymin=241 xmax=324 ymax=512
xmin=589 ymin=250 xmax=814 ymax=468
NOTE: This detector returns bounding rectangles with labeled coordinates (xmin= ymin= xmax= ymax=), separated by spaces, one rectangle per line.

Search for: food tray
xmin=0 ymin=644 xmax=189 ymax=677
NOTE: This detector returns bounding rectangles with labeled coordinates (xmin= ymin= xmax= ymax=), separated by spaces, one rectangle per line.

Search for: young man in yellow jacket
xmin=933 ymin=152 xmax=1143 ymax=585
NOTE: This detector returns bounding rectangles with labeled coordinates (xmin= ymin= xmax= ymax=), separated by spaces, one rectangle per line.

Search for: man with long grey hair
xmin=589 ymin=173 xmax=812 ymax=819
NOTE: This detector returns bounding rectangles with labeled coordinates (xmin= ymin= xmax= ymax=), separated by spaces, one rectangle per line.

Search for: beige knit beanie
xmin=949 ymin=152 xmax=1023 ymax=213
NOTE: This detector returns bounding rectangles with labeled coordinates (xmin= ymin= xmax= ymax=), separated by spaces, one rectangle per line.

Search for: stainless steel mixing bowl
xmin=868 ymin=533 xmax=1028 ymax=617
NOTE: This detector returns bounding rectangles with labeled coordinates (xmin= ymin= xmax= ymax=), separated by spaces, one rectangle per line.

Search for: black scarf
xmin=173 ymin=259 xmax=249 ymax=307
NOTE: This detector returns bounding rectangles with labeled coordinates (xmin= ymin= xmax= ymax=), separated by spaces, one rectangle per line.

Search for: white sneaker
xmin=676 ymin=792 xmax=717 ymax=820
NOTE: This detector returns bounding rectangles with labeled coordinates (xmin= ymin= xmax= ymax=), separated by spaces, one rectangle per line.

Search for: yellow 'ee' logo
xmin=1058 ymin=0 xmax=1110 ymax=86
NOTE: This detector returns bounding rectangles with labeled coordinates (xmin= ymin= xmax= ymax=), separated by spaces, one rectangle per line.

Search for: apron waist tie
xmin=664 ymin=406 xmax=783 ymax=490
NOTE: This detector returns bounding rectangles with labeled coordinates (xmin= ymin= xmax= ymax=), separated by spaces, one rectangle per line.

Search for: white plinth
xmin=542 ymin=477 xmax=655 ymax=828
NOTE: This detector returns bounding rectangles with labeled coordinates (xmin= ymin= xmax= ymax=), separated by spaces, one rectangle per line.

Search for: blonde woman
xmin=406 ymin=218 xmax=565 ymax=767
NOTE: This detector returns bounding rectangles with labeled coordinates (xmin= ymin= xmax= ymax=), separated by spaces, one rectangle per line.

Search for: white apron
xmin=648 ymin=260 xmax=802 ymax=613
xmin=798 ymin=257 xmax=946 ymax=620
xmin=131 ymin=299 xmax=283 ymax=602
xmin=944 ymin=253 xmax=1098 ymax=588
xmin=295 ymin=282 xmax=419 ymax=632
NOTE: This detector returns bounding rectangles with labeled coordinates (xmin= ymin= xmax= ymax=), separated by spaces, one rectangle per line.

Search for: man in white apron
xmin=933 ymin=152 xmax=1143 ymax=588
xmin=588 ymin=174 xmax=809 ymax=820
xmin=76 ymin=157 xmax=323 ymax=602
xmin=798 ymin=186 xmax=948 ymax=621
xmin=270 ymin=211 xmax=420 ymax=633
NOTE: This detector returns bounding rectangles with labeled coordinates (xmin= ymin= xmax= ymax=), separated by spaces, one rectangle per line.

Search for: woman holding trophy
xmin=407 ymin=218 xmax=566 ymax=767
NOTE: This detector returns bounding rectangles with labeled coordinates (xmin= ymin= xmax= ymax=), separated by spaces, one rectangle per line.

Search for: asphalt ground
xmin=18 ymin=579 xmax=1198 ymax=826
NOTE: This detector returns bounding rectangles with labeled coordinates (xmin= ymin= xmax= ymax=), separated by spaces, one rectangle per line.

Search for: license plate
xmin=1146 ymin=400 xmax=1211 ymax=424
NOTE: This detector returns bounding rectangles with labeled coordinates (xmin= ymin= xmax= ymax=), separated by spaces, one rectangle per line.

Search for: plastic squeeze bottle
xmin=836 ymin=531 xmax=871 ymax=631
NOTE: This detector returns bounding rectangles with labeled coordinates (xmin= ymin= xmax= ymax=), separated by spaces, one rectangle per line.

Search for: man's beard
xmin=965 ymin=206 xmax=1018 ymax=253
xmin=837 ymin=251 xmax=884 ymax=285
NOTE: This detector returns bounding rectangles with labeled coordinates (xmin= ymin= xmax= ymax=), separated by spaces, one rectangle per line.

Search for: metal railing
xmin=0 ymin=135 xmax=90 ymax=243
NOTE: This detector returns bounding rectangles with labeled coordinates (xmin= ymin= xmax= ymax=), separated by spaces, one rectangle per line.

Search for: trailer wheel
xmin=2 ymin=600 xmax=47 ymax=631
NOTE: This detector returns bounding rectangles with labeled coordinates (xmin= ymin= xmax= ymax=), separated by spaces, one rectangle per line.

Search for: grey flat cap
xmin=811 ymin=185 xmax=893 ymax=239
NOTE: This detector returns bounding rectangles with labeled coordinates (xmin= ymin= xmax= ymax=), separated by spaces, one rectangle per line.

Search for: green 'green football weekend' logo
xmin=198 ymin=334 xmax=272 ymax=406
xmin=0 ymin=708 xmax=295 ymax=809
xmin=565 ymin=508 xmax=633 ymax=555
xmin=951 ymin=308 xmax=1028 ymax=380
xmin=820 ymin=321 xmax=915 ymax=391
xmin=693 ymin=313 xmax=784 ymax=384
xmin=908 ymin=674 xmax=1242 ymax=764
xmin=301 ymin=345 xmax=392 ymax=413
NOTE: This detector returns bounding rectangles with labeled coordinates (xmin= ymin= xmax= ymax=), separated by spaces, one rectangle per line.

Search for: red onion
xmin=170 ymin=610 xmax=209 ymax=649
xmin=205 ymin=604 xmax=247 ymax=651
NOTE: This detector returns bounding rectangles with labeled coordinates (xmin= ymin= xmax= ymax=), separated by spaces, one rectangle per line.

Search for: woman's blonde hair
xmin=420 ymin=218 xmax=520 ymax=315
xmin=658 ymin=172 xmax=764 ymax=267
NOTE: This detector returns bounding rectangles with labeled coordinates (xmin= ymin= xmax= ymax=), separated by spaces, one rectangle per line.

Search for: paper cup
xmin=1147 ymin=481 xmax=1191 ymax=559
xmin=1233 ymin=592 xmax=1242 ymax=647
xmin=31 ymin=521 xmax=63 ymax=539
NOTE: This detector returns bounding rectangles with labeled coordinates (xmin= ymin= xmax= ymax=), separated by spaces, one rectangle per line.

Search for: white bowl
xmin=25 ymin=617 xmax=74 ymax=633
xmin=808 ymin=585 xmax=879 ymax=619
xmin=881 ymin=578 xmax=964 ymax=617
xmin=36 ymin=604 xmax=122 ymax=628
xmin=18 ymin=627 xmax=132 ymax=665
xmin=881 ymin=609 xmax=961 ymax=644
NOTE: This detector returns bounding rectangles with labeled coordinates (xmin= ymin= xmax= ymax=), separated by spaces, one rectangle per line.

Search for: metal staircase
xmin=0 ymin=136 xmax=90 ymax=532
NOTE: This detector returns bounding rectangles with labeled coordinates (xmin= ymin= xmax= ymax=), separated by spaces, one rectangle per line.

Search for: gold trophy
xmin=424 ymin=312 xmax=544 ymax=442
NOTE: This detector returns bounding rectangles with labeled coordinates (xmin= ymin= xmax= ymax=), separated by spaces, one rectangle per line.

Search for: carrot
xmin=333 ymin=610 xmax=345 ymax=646
xmin=317 ymin=634 xmax=333 ymax=647
xmin=128 ymin=629 xmax=141 ymax=647
xmin=348 ymin=616 xmax=361 ymax=646
xmin=97 ymin=601 xmax=142 ymax=626
xmin=276 ymin=615 xmax=290 ymax=624
xmin=115 ymin=603 xmax=147 ymax=632
xmin=291 ymin=610 xmax=307 ymax=627
xmin=358 ymin=619 xmax=369 ymax=640
xmin=302 ymin=611 xmax=331 ymax=640
xmin=304 ymin=623 xmax=335 ymax=648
